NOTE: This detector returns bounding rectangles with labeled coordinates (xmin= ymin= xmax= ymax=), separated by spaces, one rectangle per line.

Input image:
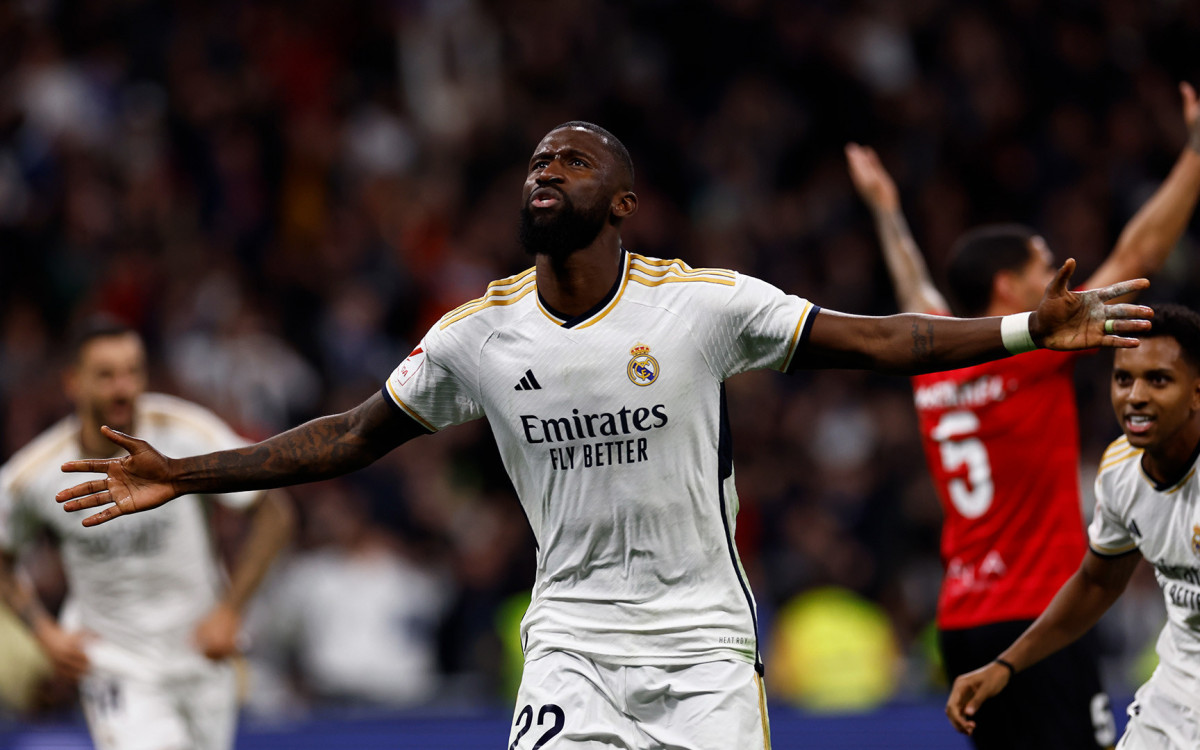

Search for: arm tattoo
xmin=911 ymin=319 xmax=934 ymax=362
xmin=178 ymin=397 xmax=420 ymax=494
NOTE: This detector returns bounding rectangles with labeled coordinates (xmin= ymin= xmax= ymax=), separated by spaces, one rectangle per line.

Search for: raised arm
xmin=801 ymin=259 xmax=1151 ymax=374
xmin=1085 ymin=81 xmax=1200 ymax=291
xmin=58 ymin=392 xmax=426 ymax=527
xmin=845 ymin=143 xmax=950 ymax=314
xmin=945 ymin=549 xmax=1141 ymax=736
xmin=194 ymin=489 xmax=296 ymax=660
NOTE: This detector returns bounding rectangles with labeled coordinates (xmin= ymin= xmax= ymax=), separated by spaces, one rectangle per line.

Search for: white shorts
xmin=1118 ymin=679 xmax=1199 ymax=750
xmin=507 ymin=651 xmax=770 ymax=750
xmin=80 ymin=657 xmax=238 ymax=750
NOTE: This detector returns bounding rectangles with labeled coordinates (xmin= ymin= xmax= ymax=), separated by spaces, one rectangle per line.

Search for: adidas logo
xmin=514 ymin=369 xmax=542 ymax=391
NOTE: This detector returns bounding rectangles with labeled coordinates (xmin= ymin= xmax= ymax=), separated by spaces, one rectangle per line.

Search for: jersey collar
xmin=1140 ymin=438 xmax=1200 ymax=493
xmin=536 ymin=248 xmax=631 ymax=329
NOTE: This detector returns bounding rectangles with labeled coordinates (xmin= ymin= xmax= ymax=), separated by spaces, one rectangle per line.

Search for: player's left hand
xmin=1030 ymin=259 xmax=1151 ymax=350
xmin=945 ymin=661 xmax=1011 ymax=736
xmin=194 ymin=602 xmax=242 ymax=660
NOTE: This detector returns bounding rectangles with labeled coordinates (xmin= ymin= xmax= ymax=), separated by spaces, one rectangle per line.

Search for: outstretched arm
xmin=801 ymin=259 xmax=1151 ymax=374
xmin=845 ymin=143 xmax=950 ymax=314
xmin=945 ymin=549 xmax=1141 ymax=736
xmin=58 ymin=392 xmax=427 ymax=526
xmin=1086 ymin=81 xmax=1200 ymax=291
xmin=194 ymin=489 xmax=296 ymax=660
xmin=0 ymin=551 xmax=90 ymax=680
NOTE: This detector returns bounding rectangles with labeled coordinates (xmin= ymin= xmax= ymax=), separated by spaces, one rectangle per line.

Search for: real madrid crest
xmin=627 ymin=343 xmax=659 ymax=386
xmin=1192 ymin=524 xmax=1200 ymax=558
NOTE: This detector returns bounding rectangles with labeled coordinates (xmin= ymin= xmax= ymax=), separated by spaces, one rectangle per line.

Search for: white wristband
xmin=1000 ymin=312 xmax=1037 ymax=354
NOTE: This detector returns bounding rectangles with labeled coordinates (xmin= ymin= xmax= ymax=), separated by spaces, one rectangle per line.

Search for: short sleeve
xmin=703 ymin=273 xmax=818 ymax=380
xmin=1088 ymin=475 xmax=1137 ymax=557
xmin=383 ymin=325 xmax=484 ymax=431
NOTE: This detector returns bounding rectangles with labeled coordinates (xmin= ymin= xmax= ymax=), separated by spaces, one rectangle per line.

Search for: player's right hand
xmin=845 ymin=143 xmax=900 ymax=213
xmin=34 ymin=620 xmax=91 ymax=681
xmin=56 ymin=426 xmax=180 ymax=527
xmin=945 ymin=661 xmax=1011 ymax=736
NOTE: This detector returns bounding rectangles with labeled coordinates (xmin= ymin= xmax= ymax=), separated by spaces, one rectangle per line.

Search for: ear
xmin=63 ymin=367 xmax=79 ymax=401
xmin=991 ymin=270 xmax=1020 ymax=308
xmin=1191 ymin=373 xmax=1200 ymax=412
xmin=612 ymin=190 xmax=638 ymax=220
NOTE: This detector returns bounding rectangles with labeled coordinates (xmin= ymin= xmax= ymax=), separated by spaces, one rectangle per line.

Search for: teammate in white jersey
xmin=947 ymin=303 xmax=1200 ymax=749
xmin=56 ymin=122 xmax=1153 ymax=749
xmin=0 ymin=321 xmax=294 ymax=750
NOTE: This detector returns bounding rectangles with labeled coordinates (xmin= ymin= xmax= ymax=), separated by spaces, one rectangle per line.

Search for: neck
xmin=1141 ymin=421 xmax=1200 ymax=487
xmin=535 ymin=240 xmax=624 ymax=318
xmin=78 ymin=420 xmax=124 ymax=458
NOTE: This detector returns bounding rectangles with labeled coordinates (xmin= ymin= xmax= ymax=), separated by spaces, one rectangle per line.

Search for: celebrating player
xmin=845 ymin=81 xmax=1200 ymax=749
xmin=947 ymin=303 xmax=1200 ymax=749
xmin=0 ymin=321 xmax=294 ymax=750
xmin=57 ymin=122 xmax=1151 ymax=748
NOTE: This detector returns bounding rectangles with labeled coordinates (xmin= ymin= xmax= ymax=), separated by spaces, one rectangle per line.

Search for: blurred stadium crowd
xmin=2 ymin=0 xmax=1199 ymax=720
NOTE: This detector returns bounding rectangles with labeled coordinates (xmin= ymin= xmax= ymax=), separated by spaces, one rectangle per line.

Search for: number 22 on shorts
xmin=510 ymin=703 xmax=565 ymax=749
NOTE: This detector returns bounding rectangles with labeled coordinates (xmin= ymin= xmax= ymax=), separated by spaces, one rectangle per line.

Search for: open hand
xmin=56 ymin=426 xmax=180 ymax=527
xmin=845 ymin=143 xmax=900 ymax=213
xmin=1031 ymin=259 xmax=1152 ymax=350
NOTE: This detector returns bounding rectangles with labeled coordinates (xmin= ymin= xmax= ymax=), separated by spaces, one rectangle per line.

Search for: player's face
xmin=1014 ymin=236 xmax=1056 ymax=310
xmin=67 ymin=333 xmax=147 ymax=434
xmin=519 ymin=127 xmax=618 ymax=258
xmin=1111 ymin=336 xmax=1200 ymax=453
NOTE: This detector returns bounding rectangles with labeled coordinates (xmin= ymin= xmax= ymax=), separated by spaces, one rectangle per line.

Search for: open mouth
xmin=1124 ymin=414 xmax=1154 ymax=435
xmin=530 ymin=187 xmax=563 ymax=209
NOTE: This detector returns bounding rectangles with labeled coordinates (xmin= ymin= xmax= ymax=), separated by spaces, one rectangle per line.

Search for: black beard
xmin=519 ymin=197 xmax=610 ymax=259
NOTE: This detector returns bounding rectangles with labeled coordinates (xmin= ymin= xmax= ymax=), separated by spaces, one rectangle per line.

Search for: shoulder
xmin=1097 ymin=435 xmax=1141 ymax=479
xmin=625 ymin=253 xmax=738 ymax=292
xmin=0 ymin=416 xmax=78 ymax=503
xmin=1095 ymin=436 xmax=1143 ymax=508
xmin=137 ymin=393 xmax=243 ymax=443
xmin=434 ymin=267 xmax=539 ymax=335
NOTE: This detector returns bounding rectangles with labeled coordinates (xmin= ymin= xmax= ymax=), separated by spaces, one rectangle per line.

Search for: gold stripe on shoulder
xmin=439 ymin=279 xmax=536 ymax=330
xmin=3 ymin=420 xmax=77 ymax=492
xmin=1101 ymin=435 xmax=1130 ymax=461
xmin=384 ymin=382 xmax=437 ymax=432
xmin=630 ymin=255 xmax=735 ymax=279
xmin=441 ymin=268 xmax=537 ymax=320
xmin=1099 ymin=447 xmax=1141 ymax=474
xmin=628 ymin=275 xmax=735 ymax=287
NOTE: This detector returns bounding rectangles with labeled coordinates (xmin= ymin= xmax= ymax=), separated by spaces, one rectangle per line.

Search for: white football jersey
xmin=1091 ymin=436 xmax=1200 ymax=704
xmin=385 ymin=251 xmax=817 ymax=669
xmin=0 ymin=393 xmax=262 ymax=679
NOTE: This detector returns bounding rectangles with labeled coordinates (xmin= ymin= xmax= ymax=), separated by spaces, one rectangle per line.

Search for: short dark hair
xmin=68 ymin=315 xmax=138 ymax=363
xmin=551 ymin=121 xmax=634 ymax=189
xmin=946 ymin=224 xmax=1040 ymax=317
xmin=1143 ymin=304 xmax=1200 ymax=373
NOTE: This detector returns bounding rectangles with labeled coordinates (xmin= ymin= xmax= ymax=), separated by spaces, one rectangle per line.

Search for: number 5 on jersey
xmin=932 ymin=410 xmax=994 ymax=519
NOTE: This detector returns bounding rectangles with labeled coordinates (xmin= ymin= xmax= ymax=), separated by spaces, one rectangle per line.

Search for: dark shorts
xmin=940 ymin=620 xmax=1116 ymax=750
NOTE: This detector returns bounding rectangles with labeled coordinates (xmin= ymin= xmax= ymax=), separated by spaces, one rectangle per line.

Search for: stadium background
xmin=1 ymin=0 xmax=1199 ymax=747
